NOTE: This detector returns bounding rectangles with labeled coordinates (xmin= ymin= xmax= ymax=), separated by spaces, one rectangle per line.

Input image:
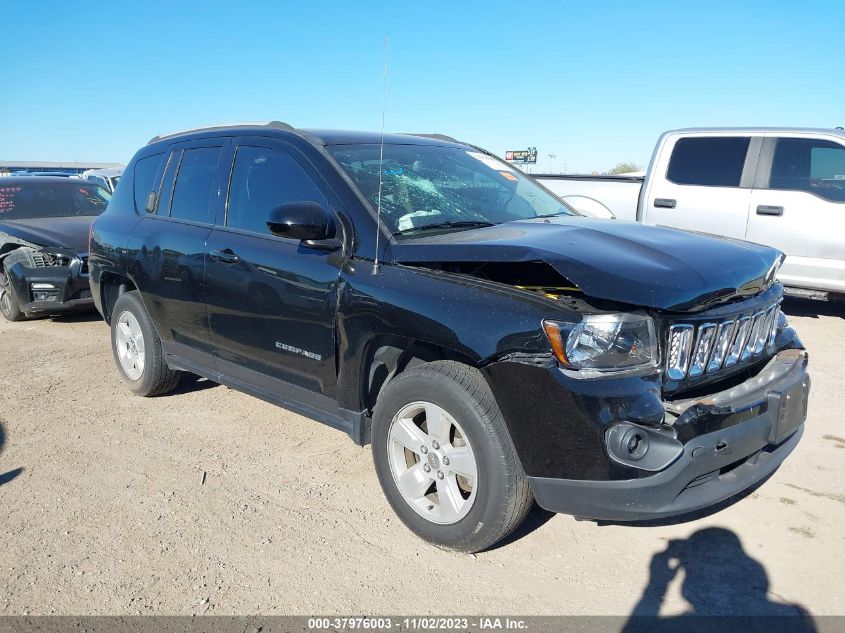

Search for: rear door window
xmin=225 ymin=145 xmax=327 ymax=235
xmin=667 ymin=137 xmax=751 ymax=187
xmin=168 ymin=146 xmax=222 ymax=223
xmin=769 ymin=138 xmax=845 ymax=202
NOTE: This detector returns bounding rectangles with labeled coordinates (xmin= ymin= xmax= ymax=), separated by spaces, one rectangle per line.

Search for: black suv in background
xmin=89 ymin=122 xmax=809 ymax=552
xmin=0 ymin=177 xmax=110 ymax=321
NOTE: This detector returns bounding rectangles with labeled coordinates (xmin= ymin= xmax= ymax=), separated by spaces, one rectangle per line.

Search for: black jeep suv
xmin=89 ymin=122 xmax=809 ymax=552
xmin=1 ymin=177 xmax=110 ymax=321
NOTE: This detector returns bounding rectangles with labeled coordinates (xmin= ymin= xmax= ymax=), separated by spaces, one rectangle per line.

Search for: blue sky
xmin=1 ymin=0 xmax=842 ymax=173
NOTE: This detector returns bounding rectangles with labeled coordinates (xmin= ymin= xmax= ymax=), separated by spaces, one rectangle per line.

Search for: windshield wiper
xmin=393 ymin=220 xmax=496 ymax=237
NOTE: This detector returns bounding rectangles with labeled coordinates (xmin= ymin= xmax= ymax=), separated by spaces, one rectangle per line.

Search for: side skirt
xmin=162 ymin=340 xmax=368 ymax=445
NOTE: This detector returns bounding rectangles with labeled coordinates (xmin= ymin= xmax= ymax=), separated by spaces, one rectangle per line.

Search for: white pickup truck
xmin=536 ymin=128 xmax=845 ymax=298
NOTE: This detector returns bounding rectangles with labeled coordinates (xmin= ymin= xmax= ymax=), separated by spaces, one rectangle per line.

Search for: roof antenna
xmin=372 ymin=33 xmax=388 ymax=275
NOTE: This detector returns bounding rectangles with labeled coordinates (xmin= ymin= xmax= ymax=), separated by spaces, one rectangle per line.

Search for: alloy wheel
xmin=115 ymin=310 xmax=146 ymax=380
xmin=387 ymin=401 xmax=478 ymax=525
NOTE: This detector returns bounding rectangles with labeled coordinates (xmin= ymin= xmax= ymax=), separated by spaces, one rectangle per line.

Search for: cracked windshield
xmin=329 ymin=143 xmax=576 ymax=237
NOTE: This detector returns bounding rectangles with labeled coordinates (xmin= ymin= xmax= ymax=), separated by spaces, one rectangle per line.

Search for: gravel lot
xmin=0 ymin=298 xmax=843 ymax=617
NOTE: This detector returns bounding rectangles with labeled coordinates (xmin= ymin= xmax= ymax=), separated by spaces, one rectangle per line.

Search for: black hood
xmin=0 ymin=216 xmax=96 ymax=251
xmin=391 ymin=217 xmax=783 ymax=312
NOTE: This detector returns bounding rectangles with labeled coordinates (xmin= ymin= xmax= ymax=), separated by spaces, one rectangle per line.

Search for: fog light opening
xmin=605 ymin=422 xmax=684 ymax=472
xmin=30 ymin=283 xmax=60 ymax=302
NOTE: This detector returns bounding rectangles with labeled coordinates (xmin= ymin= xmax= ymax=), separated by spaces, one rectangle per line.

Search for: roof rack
xmin=147 ymin=120 xmax=295 ymax=145
xmin=404 ymin=133 xmax=462 ymax=144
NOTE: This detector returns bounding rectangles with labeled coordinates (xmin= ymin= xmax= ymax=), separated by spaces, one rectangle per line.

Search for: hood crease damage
xmin=392 ymin=217 xmax=783 ymax=313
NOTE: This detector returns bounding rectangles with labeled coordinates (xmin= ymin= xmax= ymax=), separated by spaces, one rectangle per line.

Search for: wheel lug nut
xmin=442 ymin=456 xmax=450 ymax=465
xmin=423 ymin=464 xmax=431 ymax=473
xmin=437 ymin=470 xmax=444 ymax=480
xmin=432 ymin=440 xmax=440 ymax=449
xmin=420 ymin=446 xmax=428 ymax=454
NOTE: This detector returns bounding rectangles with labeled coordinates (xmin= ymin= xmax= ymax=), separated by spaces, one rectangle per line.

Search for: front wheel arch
xmin=371 ymin=360 xmax=532 ymax=552
xmin=360 ymin=335 xmax=480 ymax=418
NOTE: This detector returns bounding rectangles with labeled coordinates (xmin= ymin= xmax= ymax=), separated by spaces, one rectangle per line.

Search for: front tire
xmin=110 ymin=291 xmax=181 ymax=396
xmin=372 ymin=361 xmax=532 ymax=552
xmin=0 ymin=251 xmax=32 ymax=322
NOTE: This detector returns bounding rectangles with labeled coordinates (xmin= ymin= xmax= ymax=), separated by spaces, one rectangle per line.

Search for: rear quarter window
xmin=667 ymin=137 xmax=750 ymax=187
xmin=133 ymin=153 xmax=163 ymax=213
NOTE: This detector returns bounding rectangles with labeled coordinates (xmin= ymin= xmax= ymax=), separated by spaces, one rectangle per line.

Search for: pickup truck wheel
xmin=110 ymin=291 xmax=181 ymax=396
xmin=372 ymin=360 xmax=532 ymax=552
xmin=0 ymin=256 xmax=28 ymax=322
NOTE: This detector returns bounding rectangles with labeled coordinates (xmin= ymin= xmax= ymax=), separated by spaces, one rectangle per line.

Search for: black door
xmin=204 ymin=138 xmax=343 ymax=395
xmin=127 ymin=139 xmax=228 ymax=358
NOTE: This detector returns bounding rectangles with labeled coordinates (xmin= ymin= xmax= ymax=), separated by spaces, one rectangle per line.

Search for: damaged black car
xmin=89 ymin=123 xmax=810 ymax=552
xmin=0 ymin=177 xmax=109 ymax=321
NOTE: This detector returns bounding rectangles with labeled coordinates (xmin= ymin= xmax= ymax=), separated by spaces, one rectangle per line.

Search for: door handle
xmin=209 ymin=249 xmax=241 ymax=264
xmin=756 ymin=205 xmax=784 ymax=216
xmin=654 ymin=198 xmax=676 ymax=209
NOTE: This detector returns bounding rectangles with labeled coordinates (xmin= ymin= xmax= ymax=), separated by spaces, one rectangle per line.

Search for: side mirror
xmin=267 ymin=201 xmax=336 ymax=241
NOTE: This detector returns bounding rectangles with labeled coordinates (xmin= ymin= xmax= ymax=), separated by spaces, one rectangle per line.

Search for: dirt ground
xmin=0 ymin=297 xmax=843 ymax=617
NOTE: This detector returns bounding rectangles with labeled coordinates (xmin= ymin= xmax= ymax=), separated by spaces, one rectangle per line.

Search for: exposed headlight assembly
xmin=33 ymin=249 xmax=74 ymax=268
xmin=543 ymin=312 xmax=659 ymax=375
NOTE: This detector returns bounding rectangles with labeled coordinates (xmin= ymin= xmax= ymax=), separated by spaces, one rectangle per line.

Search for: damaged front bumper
xmin=6 ymin=257 xmax=93 ymax=316
xmin=526 ymin=349 xmax=809 ymax=521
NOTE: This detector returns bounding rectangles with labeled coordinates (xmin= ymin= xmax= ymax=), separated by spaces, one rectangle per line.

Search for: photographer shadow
xmin=623 ymin=527 xmax=816 ymax=632
xmin=0 ymin=421 xmax=23 ymax=488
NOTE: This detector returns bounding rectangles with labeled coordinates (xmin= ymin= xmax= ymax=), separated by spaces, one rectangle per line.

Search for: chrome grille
xmin=666 ymin=301 xmax=781 ymax=381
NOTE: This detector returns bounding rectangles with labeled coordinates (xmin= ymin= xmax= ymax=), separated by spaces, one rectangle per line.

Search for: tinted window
xmin=0 ymin=181 xmax=111 ymax=219
xmin=226 ymin=146 xmax=326 ymax=235
xmin=667 ymin=137 xmax=750 ymax=187
xmin=133 ymin=153 xmax=162 ymax=213
xmin=169 ymin=147 xmax=221 ymax=222
xmin=770 ymin=138 xmax=845 ymax=202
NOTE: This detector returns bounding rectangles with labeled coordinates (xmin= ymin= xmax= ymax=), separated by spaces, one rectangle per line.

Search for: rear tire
xmin=0 ymin=250 xmax=32 ymax=322
xmin=371 ymin=360 xmax=532 ymax=553
xmin=110 ymin=290 xmax=181 ymax=396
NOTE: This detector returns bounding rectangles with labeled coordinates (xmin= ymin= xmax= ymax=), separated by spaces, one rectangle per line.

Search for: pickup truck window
xmin=226 ymin=145 xmax=327 ymax=235
xmin=169 ymin=147 xmax=221 ymax=223
xmin=329 ymin=144 xmax=575 ymax=237
xmin=667 ymin=137 xmax=750 ymax=187
xmin=770 ymin=138 xmax=845 ymax=202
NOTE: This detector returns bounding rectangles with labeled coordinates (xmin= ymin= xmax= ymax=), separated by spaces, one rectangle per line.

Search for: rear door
xmin=747 ymin=134 xmax=845 ymax=293
xmin=643 ymin=134 xmax=760 ymax=238
xmin=126 ymin=138 xmax=228 ymax=358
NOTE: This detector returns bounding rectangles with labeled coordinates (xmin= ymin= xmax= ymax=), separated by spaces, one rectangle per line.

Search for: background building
xmin=0 ymin=161 xmax=124 ymax=176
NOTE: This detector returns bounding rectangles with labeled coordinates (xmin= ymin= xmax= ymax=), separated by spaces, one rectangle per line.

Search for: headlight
xmin=543 ymin=313 xmax=658 ymax=373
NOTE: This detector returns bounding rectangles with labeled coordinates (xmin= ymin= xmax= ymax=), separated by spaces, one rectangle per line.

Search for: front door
xmin=204 ymin=138 xmax=343 ymax=395
xmin=747 ymin=135 xmax=845 ymax=293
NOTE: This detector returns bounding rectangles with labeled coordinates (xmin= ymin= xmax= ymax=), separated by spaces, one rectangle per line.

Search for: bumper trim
xmin=7 ymin=261 xmax=94 ymax=315
xmin=529 ymin=425 xmax=802 ymax=521
xmin=529 ymin=348 xmax=809 ymax=521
